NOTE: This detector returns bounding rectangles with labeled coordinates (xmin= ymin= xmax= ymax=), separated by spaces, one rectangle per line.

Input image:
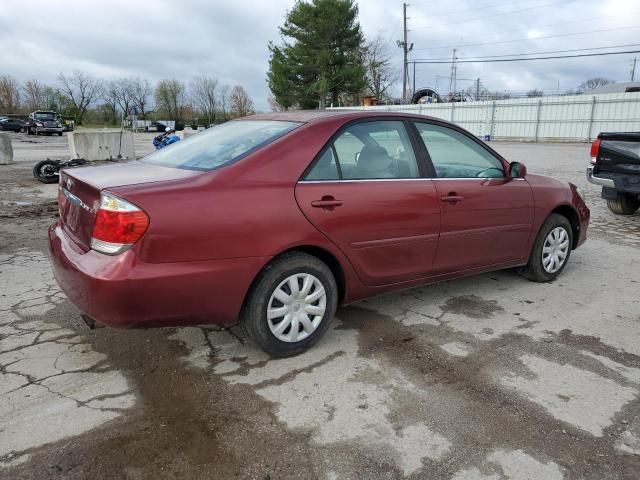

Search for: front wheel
xmin=519 ymin=213 xmax=573 ymax=282
xmin=607 ymin=193 xmax=640 ymax=215
xmin=240 ymin=252 xmax=338 ymax=357
xmin=33 ymin=160 xmax=60 ymax=184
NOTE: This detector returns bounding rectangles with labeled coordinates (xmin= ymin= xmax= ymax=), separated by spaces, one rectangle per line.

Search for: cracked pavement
xmin=1 ymin=136 xmax=640 ymax=479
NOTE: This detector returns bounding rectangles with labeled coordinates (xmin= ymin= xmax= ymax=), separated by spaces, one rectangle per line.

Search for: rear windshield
xmin=140 ymin=120 xmax=300 ymax=171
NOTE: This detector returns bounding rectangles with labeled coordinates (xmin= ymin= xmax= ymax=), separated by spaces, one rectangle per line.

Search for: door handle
xmin=441 ymin=194 xmax=464 ymax=203
xmin=311 ymin=196 xmax=343 ymax=209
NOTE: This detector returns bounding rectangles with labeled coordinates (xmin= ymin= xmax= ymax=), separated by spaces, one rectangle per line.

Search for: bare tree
xmin=526 ymin=89 xmax=544 ymax=98
xmin=57 ymin=71 xmax=103 ymax=124
xmin=230 ymin=85 xmax=255 ymax=118
xmin=578 ymin=77 xmax=615 ymax=92
xmin=219 ymin=85 xmax=230 ymax=121
xmin=131 ymin=77 xmax=153 ymax=119
xmin=190 ymin=76 xmax=219 ymax=125
xmin=268 ymin=94 xmax=286 ymax=112
xmin=0 ymin=75 xmax=21 ymax=114
xmin=364 ymin=33 xmax=398 ymax=103
xmin=155 ymin=79 xmax=186 ymax=122
xmin=113 ymin=78 xmax=135 ymax=118
xmin=102 ymin=81 xmax=120 ymax=125
xmin=22 ymin=80 xmax=48 ymax=111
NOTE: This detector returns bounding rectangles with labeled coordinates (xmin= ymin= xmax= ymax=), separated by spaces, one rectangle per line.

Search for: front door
xmin=413 ymin=121 xmax=534 ymax=272
xmin=295 ymin=120 xmax=441 ymax=286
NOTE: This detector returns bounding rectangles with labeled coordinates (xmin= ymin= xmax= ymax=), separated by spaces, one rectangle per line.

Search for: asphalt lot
xmin=1 ymin=131 xmax=640 ymax=479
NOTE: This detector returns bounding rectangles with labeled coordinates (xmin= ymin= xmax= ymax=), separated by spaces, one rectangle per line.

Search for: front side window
xmin=415 ymin=122 xmax=504 ymax=178
xmin=141 ymin=120 xmax=300 ymax=171
xmin=305 ymin=120 xmax=419 ymax=180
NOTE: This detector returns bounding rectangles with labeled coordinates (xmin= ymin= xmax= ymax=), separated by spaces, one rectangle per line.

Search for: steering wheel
xmin=475 ymin=167 xmax=503 ymax=178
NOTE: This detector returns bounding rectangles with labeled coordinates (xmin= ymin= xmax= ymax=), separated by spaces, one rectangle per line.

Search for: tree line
xmin=0 ymin=72 xmax=256 ymax=125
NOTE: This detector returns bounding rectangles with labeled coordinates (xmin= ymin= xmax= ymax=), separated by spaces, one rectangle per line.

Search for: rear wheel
xmin=607 ymin=193 xmax=640 ymax=215
xmin=33 ymin=160 xmax=60 ymax=184
xmin=519 ymin=213 xmax=573 ymax=283
xmin=240 ymin=252 xmax=338 ymax=357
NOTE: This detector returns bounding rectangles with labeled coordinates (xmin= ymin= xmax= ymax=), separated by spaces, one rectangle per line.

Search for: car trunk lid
xmin=58 ymin=161 xmax=202 ymax=251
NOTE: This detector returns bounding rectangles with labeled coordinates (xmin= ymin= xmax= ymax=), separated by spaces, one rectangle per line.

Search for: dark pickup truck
xmin=587 ymin=132 xmax=640 ymax=215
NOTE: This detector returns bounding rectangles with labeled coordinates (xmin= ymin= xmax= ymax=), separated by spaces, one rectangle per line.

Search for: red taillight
xmin=590 ymin=138 xmax=601 ymax=164
xmin=93 ymin=209 xmax=149 ymax=244
xmin=91 ymin=192 xmax=149 ymax=255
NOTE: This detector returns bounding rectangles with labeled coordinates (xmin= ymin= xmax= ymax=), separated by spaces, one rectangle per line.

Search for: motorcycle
xmin=153 ymin=130 xmax=180 ymax=150
xmin=33 ymin=158 xmax=87 ymax=184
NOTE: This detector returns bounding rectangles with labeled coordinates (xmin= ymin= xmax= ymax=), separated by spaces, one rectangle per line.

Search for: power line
xmin=411 ymin=25 xmax=640 ymax=51
xmin=411 ymin=49 xmax=640 ymax=64
xmin=409 ymin=0 xmax=573 ymax=30
xmin=412 ymin=43 xmax=640 ymax=62
xmin=411 ymin=11 xmax=640 ymax=51
xmin=408 ymin=0 xmax=546 ymax=20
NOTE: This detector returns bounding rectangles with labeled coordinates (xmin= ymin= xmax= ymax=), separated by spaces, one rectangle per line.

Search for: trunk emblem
xmin=66 ymin=178 xmax=73 ymax=190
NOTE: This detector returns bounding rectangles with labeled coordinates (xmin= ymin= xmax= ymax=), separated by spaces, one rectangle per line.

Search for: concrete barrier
xmin=68 ymin=130 xmax=135 ymax=161
xmin=0 ymin=133 xmax=13 ymax=165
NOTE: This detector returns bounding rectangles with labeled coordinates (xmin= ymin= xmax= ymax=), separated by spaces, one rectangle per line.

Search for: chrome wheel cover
xmin=267 ymin=273 xmax=326 ymax=343
xmin=542 ymin=226 xmax=569 ymax=273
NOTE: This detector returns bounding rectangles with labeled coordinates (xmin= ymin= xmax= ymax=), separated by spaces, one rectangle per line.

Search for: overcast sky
xmin=1 ymin=0 xmax=638 ymax=111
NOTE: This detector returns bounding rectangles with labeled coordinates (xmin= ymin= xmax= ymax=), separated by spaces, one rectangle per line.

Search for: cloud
xmin=0 ymin=0 xmax=638 ymax=111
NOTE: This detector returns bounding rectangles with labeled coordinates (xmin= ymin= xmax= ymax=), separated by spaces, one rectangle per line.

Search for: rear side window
xmin=141 ymin=120 xmax=300 ymax=171
xmin=305 ymin=120 xmax=419 ymax=180
xmin=415 ymin=122 xmax=504 ymax=178
xmin=305 ymin=147 xmax=340 ymax=180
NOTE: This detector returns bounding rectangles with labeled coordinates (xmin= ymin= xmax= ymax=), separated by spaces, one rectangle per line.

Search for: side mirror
xmin=509 ymin=161 xmax=527 ymax=178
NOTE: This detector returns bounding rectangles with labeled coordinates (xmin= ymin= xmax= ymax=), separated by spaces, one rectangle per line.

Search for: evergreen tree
xmin=267 ymin=0 xmax=366 ymax=109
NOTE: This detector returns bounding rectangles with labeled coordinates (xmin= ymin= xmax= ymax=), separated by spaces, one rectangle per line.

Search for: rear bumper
xmin=48 ymin=222 xmax=269 ymax=328
xmin=587 ymin=166 xmax=640 ymax=195
xmin=586 ymin=165 xmax=614 ymax=188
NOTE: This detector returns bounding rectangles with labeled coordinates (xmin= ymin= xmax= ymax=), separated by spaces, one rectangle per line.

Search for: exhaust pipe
xmin=80 ymin=314 xmax=104 ymax=329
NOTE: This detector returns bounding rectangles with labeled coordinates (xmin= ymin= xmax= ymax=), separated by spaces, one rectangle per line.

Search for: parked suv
xmin=26 ymin=111 xmax=64 ymax=136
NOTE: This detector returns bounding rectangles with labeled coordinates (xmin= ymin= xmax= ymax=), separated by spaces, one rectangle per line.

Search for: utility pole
xmin=397 ymin=3 xmax=413 ymax=101
xmin=475 ymin=77 xmax=480 ymax=101
xmin=403 ymin=3 xmax=407 ymax=99
xmin=632 ymin=57 xmax=637 ymax=82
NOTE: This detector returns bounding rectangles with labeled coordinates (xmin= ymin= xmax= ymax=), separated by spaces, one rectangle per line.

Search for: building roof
xmin=589 ymin=82 xmax=640 ymax=94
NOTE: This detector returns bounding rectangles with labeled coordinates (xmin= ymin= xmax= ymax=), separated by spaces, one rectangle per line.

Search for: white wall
xmin=329 ymin=92 xmax=640 ymax=142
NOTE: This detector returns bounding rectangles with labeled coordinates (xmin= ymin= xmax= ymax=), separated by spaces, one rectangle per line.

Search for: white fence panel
xmin=329 ymin=92 xmax=640 ymax=142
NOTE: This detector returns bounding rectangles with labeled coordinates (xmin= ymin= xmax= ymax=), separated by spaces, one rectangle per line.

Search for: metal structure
xmin=330 ymin=92 xmax=640 ymax=142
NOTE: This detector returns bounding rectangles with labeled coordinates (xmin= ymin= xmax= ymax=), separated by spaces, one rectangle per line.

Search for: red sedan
xmin=49 ymin=111 xmax=589 ymax=356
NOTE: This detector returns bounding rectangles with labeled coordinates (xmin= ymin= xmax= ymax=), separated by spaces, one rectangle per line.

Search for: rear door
xmin=413 ymin=121 xmax=534 ymax=272
xmin=295 ymin=119 xmax=441 ymax=286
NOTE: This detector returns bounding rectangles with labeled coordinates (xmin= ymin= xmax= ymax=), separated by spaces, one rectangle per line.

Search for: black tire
xmin=58 ymin=132 xmax=63 ymax=136
xmin=519 ymin=213 xmax=573 ymax=283
xmin=33 ymin=160 xmax=60 ymax=184
xmin=606 ymin=193 xmax=640 ymax=215
xmin=240 ymin=252 xmax=338 ymax=357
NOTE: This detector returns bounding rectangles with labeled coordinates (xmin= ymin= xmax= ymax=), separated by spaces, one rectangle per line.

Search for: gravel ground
xmin=1 ymin=131 xmax=639 ymax=480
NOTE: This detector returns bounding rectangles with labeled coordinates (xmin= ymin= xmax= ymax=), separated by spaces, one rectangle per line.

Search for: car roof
xmin=244 ymin=110 xmax=442 ymax=125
